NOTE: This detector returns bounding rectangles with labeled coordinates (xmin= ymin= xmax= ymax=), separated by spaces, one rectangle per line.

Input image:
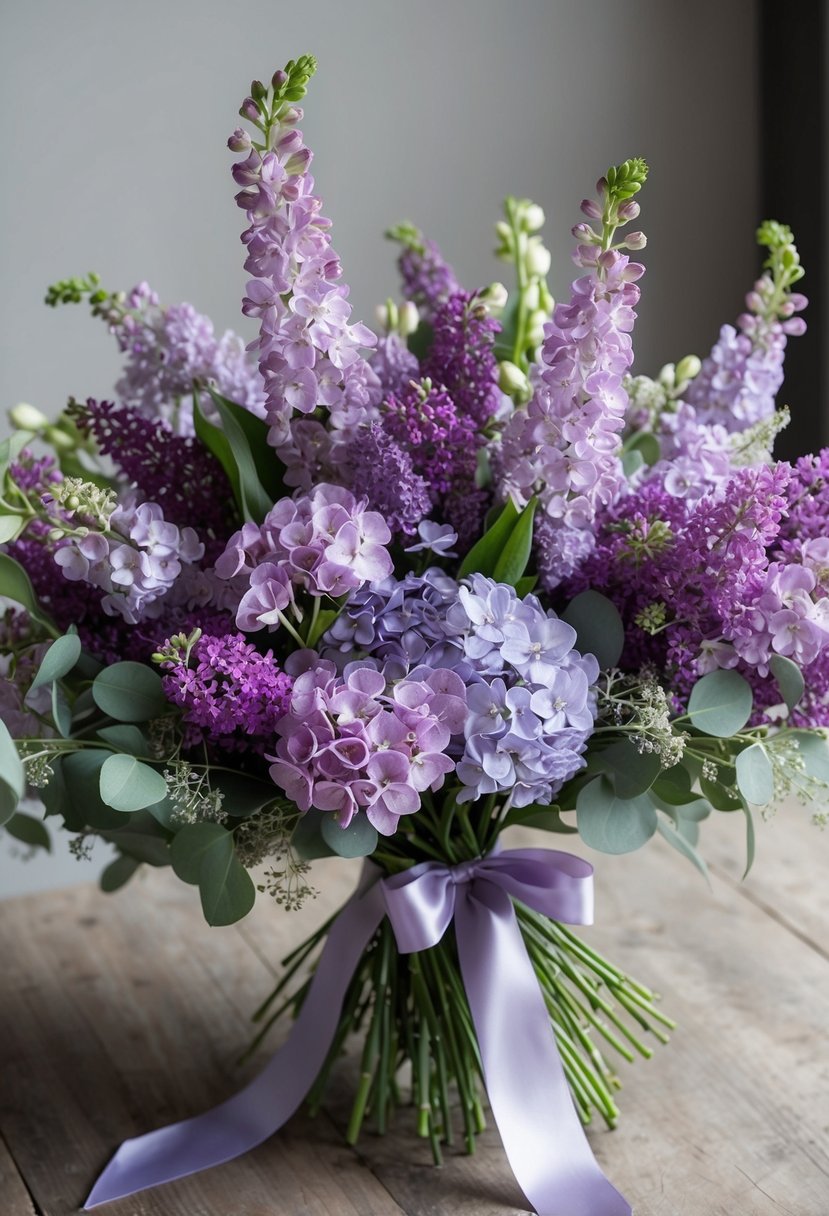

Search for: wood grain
xmin=0 ymin=1133 xmax=36 ymax=1216
xmin=0 ymin=809 xmax=827 ymax=1215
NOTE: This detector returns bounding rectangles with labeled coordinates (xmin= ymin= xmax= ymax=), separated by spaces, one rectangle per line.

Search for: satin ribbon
xmin=85 ymin=847 xmax=631 ymax=1216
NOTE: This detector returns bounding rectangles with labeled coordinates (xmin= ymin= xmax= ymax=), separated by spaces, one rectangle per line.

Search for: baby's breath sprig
xmin=164 ymin=761 xmax=226 ymax=827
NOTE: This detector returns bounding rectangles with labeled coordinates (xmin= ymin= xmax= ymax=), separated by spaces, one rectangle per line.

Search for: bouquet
xmin=1 ymin=53 xmax=825 ymax=1215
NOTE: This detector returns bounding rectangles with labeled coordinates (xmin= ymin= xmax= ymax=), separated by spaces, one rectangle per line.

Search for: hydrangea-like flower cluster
xmin=230 ymin=67 xmax=380 ymax=476
xmin=216 ymin=484 xmax=392 ymax=632
xmin=445 ymin=576 xmax=599 ymax=806
xmin=55 ymin=499 xmax=204 ymax=625
xmin=161 ymin=632 xmax=293 ymax=749
xmin=112 ymin=282 xmax=265 ymax=434
xmin=730 ymin=541 xmax=829 ymax=674
xmin=269 ymin=661 xmax=465 ymax=834
xmin=499 ymin=241 xmax=644 ymax=589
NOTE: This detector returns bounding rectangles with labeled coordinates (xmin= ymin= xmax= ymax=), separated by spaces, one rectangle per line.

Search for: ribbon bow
xmin=85 ymin=848 xmax=631 ymax=1216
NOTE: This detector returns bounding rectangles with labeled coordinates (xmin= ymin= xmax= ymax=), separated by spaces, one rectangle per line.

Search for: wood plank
xmin=0 ymin=871 xmax=404 ymax=1216
xmin=0 ymin=1132 xmax=37 ymax=1216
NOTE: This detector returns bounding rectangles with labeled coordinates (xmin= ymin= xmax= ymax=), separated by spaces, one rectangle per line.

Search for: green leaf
xmin=458 ymin=497 xmax=519 ymax=578
xmin=742 ymin=804 xmax=756 ymax=877
xmin=492 ymin=498 xmax=537 ymax=587
xmin=791 ymin=730 xmax=829 ymax=781
xmin=92 ymin=662 xmax=168 ymax=722
xmin=99 ymin=754 xmax=168 ymax=812
xmin=599 ymin=738 xmax=661 ymax=799
xmin=769 ymin=655 xmax=805 ymax=712
xmin=198 ymin=389 xmax=272 ymax=522
xmin=63 ymin=750 xmax=126 ymax=829
xmin=621 ymin=448 xmax=645 ymax=478
xmin=0 ymin=553 xmax=57 ymax=635
xmin=493 ymin=294 xmax=520 ymax=361
xmin=291 ymin=809 xmax=337 ymax=860
xmin=562 ymin=590 xmax=625 ymax=669
xmin=0 ymin=718 xmax=25 ymax=802
xmin=687 ymin=670 xmax=753 ymax=737
xmin=100 ymin=855 xmax=140 ymax=893
xmin=650 ymin=763 xmax=694 ymax=805
xmin=40 ymin=756 xmax=68 ymax=818
xmin=30 ymin=633 xmax=82 ymax=689
xmin=206 ymin=387 xmax=286 ymax=505
xmin=194 ymin=396 xmax=241 ymax=510
xmin=699 ymin=771 xmax=742 ymax=811
xmin=97 ymin=724 xmax=149 ymax=756
xmin=514 ymin=575 xmax=538 ymax=598
xmin=4 ymin=811 xmax=51 ymax=852
xmin=576 ymin=776 xmax=658 ymax=854
xmin=735 ymin=743 xmax=774 ymax=806
xmin=51 ymin=682 xmax=72 ymax=738
xmin=656 ymin=816 xmax=709 ymax=881
xmin=211 ymin=771 xmax=278 ymax=817
xmin=170 ymin=822 xmax=255 ymax=925
xmin=624 ymin=431 xmax=661 ymax=467
xmin=406 ymin=320 xmax=434 ymax=362
xmin=0 ymin=429 xmax=34 ymax=479
xmin=508 ymin=805 xmax=578 ymax=834
xmin=321 ymin=812 xmax=378 ymax=859
xmin=99 ymin=819 xmax=171 ymax=867
xmin=0 ymin=515 xmax=24 ymax=543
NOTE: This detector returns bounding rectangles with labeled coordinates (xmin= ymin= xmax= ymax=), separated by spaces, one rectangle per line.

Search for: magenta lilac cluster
xmin=161 ymin=632 xmax=292 ymax=750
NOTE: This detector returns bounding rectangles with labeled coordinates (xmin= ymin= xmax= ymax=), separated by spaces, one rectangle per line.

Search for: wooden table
xmin=1 ymin=811 xmax=828 ymax=1215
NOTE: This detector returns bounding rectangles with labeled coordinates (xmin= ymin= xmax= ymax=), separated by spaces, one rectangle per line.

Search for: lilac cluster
xmin=55 ymin=500 xmax=204 ymax=625
xmin=423 ymin=291 xmax=502 ymax=430
xmin=161 ymin=632 xmax=292 ymax=750
xmin=70 ymin=399 xmax=231 ymax=556
xmin=392 ymin=226 xmax=461 ymax=321
xmin=269 ymin=661 xmax=465 ymax=834
xmin=112 ymin=283 xmax=265 ymax=433
xmin=347 ymin=424 xmax=431 ymax=537
xmin=776 ymin=451 xmax=829 ymax=544
xmin=8 ymin=451 xmax=60 ymax=495
xmin=650 ymin=403 xmax=733 ymax=503
xmin=370 ymin=332 xmax=420 ymax=400
xmin=445 ymin=576 xmax=599 ymax=807
xmin=499 ymin=245 xmax=644 ymax=589
xmin=230 ymin=97 xmax=380 ymax=479
xmin=216 ymin=484 xmax=392 ymax=632
xmin=730 ymin=542 xmax=829 ymax=674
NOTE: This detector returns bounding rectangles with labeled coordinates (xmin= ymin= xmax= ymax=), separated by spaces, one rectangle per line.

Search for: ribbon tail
xmin=455 ymin=885 xmax=632 ymax=1216
xmin=84 ymin=881 xmax=386 ymax=1208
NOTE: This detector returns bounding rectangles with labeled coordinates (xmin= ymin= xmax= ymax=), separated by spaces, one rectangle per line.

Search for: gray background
xmin=0 ymin=0 xmax=759 ymax=895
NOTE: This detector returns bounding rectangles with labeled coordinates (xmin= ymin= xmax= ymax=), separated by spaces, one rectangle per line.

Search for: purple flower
xmin=391 ymin=225 xmax=461 ymax=321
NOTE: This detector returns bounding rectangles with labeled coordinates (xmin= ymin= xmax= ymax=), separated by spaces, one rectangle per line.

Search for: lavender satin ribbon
xmin=85 ymin=847 xmax=631 ymax=1216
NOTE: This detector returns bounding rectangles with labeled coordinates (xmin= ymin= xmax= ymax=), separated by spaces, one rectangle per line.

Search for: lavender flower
xmin=423 ymin=290 xmax=502 ymax=430
xmin=387 ymin=223 xmax=461 ymax=321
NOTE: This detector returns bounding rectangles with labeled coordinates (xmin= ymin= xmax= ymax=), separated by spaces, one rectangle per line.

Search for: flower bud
xmin=524 ymin=281 xmax=540 ymax=312
xmin=624 ymin=231 xmax=647 ymax=250
xmin=523 ymin=203 xmax=545 ymax=232
xmin=657 ymin=363 xmax=676 ymax=389
xmin=571 ymin=222 xmax=596 ymax=243
xmin=580 ymin=198 xmax=602 ymax=220
xmin=617 ymin=200 xmax=640 ymax=221
xmin=481 ymin=281 xmax=508 ymax=311
xmin=239 ymin=97 xmax=260 ymax=122
xmin=499 ymin=360 xmax=531 ymax=397
xmin=675 ymin=355 xmax=701 ymax=384
xmin=272 ymin=69 xmax=288 ymax=90
xmin=45 ymin=425 xmax=75 ymax=450
xmin=227 ymin=127 xmax=252 ymax=153
xmin=526 ymin=239 xmax=551 ymax=277
xmin=399 ymin=301 xmax=419 ymax=336
xmin=10 ymin=402 xmax=48 ymax=431
xmin=526 ymin=309 xmax=548 ymax=347
xmin=250 ymin=79 xmax=267 ymax=101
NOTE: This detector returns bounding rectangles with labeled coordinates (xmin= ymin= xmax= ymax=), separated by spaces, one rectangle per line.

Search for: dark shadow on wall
xmin=760 ymin=0 xmax=827 ymax=458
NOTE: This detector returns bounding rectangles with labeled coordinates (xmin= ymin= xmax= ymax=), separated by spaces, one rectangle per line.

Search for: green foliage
xmin=769 ymin=654 xmax=805 ymax=712
xmin=656 ymin=816 xmax=708 ymax=881
xmin=458 ymin=497 xmax=519 ymax=578
xmin=63 ymin=749 xmax=135 ymax=830
xmin=99 ymin=755 xmax=168 ymax=813
xmin=99 ymin=814 xmax=172 ymax=867
xmin=599 ymin=738 xmax=661 ymax=799
xmin=51 ymin=682 xmax=72 ymax=738
xmin=100 ymin=855 xmax=141 ymax=893
xmin=92 ymin=662 xmax=168 ymax=723
xmin=686 ymin=670 xmax=753 ymax=737
xmin=0 ymin=553 xmax=58 ymax=636
xmin=735 ymin=744 xmax=774 ymax=807
xmin=492 ymin=498 xmax=537 ymax=587
xmin=207 ymin=386 xmax=286 ymax=509
xmin=791 ymin=730 xmax=829 ymax=781
xmin=321 ymin=813 xmax=378 ymax=859
xmin=97 ymin=724 xmax=149 ymax=756
xmin=576 ymin=776 xmax=657 ymax=854
xmin=194 ymin=390 xmax=281 ymax=524
xmin=30 ymin=633 xmax=82 ymax=690
xmin=0 ymin=719 xmax=25 ymax=826
xmin=562 ymin=590 xmax=625 ymax=669
xmin=603 ymin=158 xmax=649 ymax=203
xmin=4 ymin=811 xmax=51 ymax=852
xmin=171 ymin=822 xmax=256 ymax=926
xmin=290 ymin=809 xmax=337 ymax=860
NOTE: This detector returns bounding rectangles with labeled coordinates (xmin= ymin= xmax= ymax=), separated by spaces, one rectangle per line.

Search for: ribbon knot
xmin=84 ymin=846 xmax=631 ymax=1216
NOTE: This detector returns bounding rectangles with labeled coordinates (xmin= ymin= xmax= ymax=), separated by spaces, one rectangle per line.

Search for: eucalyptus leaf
xmin=492 ymin=498 xmax=537 ymax=588
xmin=100 ymin=754 xmax=168 ymax=812
xmin=769 ymin=654 xmax=805 ymax=712
xmin=0 ymin=515 xmax=24 ymax=544
xmin=791 ymin=731 xmax=829 ymax=781
xmin=576 ymin=776 xmax=658 ymax=854
xmin=40 ymin=756 xmax=67 ymax=818
xmin=30 ymin=633 xmax=82 ymax=690
xmin=562 ymin=590 xmax=625 ymax=669
xmin=458 ymin=497 xmax=519 ymax=578
xmin=291 ymin=809 xmax=337 ymax=860
xmin=621 ymin=448 xmax=645 ymax=478
xmin=0 ymin=718 xmax=25 ymax=801
xmin=100 ymin=855 xmax=141 ymax=893
xmin=170 ymin=822 xmax=255 ymax=925
xmin=687 ymin=669 xmax=753 ymax=737
xmin=63 ymin=750 xmax=126 ymax=829
xmin=50 ymin=682 xmax=72 ymax=738
xmin=513 ymin=807 xmax=578 ymax=834
xmin=92 ymin=662 xmax=168 ymax=723
xmin=625 ymin=431 xmax=661 ymax=466
xmin=211 ymin=771 xmax=278 ymax=817
xmin=742 ymin=805 xmax=756 ymax=877
xmin=735 ymin=743 xmax=774 ymax=806
xmin=4 ymin=811 xmax=51 ymax=852
xmin=171 ymin=821 xmax=230 ymax=885
xmin=321 ymin=812 xmax=378 ymax=859
xmin=650 ymin=763 xmax=694 ymax=805
xmin=699 ymin=771 xmax=742 ymax=811
xmin=656 ymin=816 xmax=709 ymax=881
xmin=599 ymin=738 xmax=661 ymax=799
xmin=0 ymin=553 xmax=57 ymax=635
xmin=97 ymin=724 xmax=149 ymax=756
xmin=100 ymin=824 xmax=171 ymax=867
xmin=0 ymin=429 xmax=34 ymax=478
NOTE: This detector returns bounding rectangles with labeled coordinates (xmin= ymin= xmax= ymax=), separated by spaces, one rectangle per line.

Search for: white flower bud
xmin=526 ymin=239 xmax=551 ymax=277
xmin=398 ymin=301 xmax=419 ymax=337
xmin=9 ymin=402 xmax=48 ymax=431
xmin=524 ymin=281 xmax=540 ymax=312
xmin=499 ymin=360 xmax=531 ymax=398
xmin=523 ymin=203 xmax=545 ymax=232
xmin=526 ymin=309 xmax=548 ymax=347
xmin=481 ymin=281 xmax=508 ymax=312
xmin=657 ymin=363 xmax=676 ymax=389
xmin=46 ymin=425 xmax=75 ymax=451
xmin=675 ymin=355 xmax=701 ymax=384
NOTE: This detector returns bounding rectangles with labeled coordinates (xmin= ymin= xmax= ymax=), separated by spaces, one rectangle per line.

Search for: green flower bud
xmin=526 ymin=239 xmax=551 ymax=277
xmin=675 ymin=355 xmax=701 ymax=384
xmin=499 ymin=360 xmax=531 ymax=399
xmin=9 ymin=402 xmax=48 ymax=431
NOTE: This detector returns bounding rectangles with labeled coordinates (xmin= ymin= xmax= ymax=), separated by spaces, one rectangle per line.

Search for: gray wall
xmin=0 ymin=0 xmax=759 ymax=895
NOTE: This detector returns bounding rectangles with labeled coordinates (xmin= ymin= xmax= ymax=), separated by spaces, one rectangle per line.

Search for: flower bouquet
xmin=1 ymin=53 xmax=826 ymax=1216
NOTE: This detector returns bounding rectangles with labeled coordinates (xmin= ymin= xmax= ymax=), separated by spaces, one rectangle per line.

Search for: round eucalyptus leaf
xmin=687 ymin=670 xmax=753 ymax=737
xmin=0 ymin=515 xmax=24 ymax=544
xmin=600 ymin=738 xmax=661 ymax=799
xmin=791 ymin=731 xmax=829 ymax=781
xmin=170 ymin=821 xmax=257 ymax=926
xmin=292 ymin=810 xmax=337 ymax=860
xmin=4 ymin=812 xmax=51 ymax=852
xmin=93 ymin=662 xmax=168 ymax=723
xmin=0 ymin=718 xmax=25 ymax=801
xmin=171 ymin=821 xmax=231 ymax=885
xmin=735 ymin=744 xmax=774 ymax=806
xmin=30 ymin=633 xmax=82 ymax=690
xmin=97 ymin=724 xmax=149 ymax=757
xmin=63 ymin=750 xmax=125 ymax=829
xmin=321 ymin=812 xmax=378 ymax=859
xmin=100 ymin=754 xmax=168 ymax=812
xmin=576 ymin=776 xmax=658 ymax=854
xmin=769 ymin=655 xmax=805 ymax=712
xmin=562 ymin=590 xmax=625 ymax=669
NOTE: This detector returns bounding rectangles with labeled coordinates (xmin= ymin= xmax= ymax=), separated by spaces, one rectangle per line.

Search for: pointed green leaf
xmin=458 ymin=497 xmax=519 ymax=578
xmin=0 ymin=553 xmax=58 ymax=635
xmin=99 ymin=754 xmax=168 ymax=812
xmin=4 ymin=811 xmax=51 ymax=852
xmin=0 ymin=516 xmax=24 ymax=543
xmin=562 ymin=590 xmax=625 ymax=668
xmin=198 ymin=389 xmax=272 ymax=522
xmin=492 ymin=498 xmax=537 ymax=587
xmin=30 ymin=633 xmax=82 ymax=689
xmin=576 ymin=776 xmax=658 ymax=854
xmin=92 ymin=662 xmax=168 ymax=722
xmin=769 ymin=655 xmax=805 ymax=712
xmin=206 ymin=386 xmax=286 ymax=505
xmin=656 ymin=816 xmax=709 ymax=882
xmin=687 ymin=669 xmax=753 ymax=737
xmin=735 ymin=743 xmax=774 ymax=806
xmin=100 ymin=855 xmax=141 ymax=893
xmin=63 ymin=750 xmax=127 ymax=829
xmin=51 ymin=682 xmax=72 ymax=738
